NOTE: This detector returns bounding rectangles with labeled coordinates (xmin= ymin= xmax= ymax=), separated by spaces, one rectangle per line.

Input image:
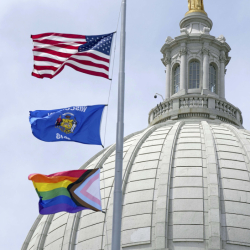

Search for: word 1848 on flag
xmin=31 ymin=32 xmax=114 ymax=79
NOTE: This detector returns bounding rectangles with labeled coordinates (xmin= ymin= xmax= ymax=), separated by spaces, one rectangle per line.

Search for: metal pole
xmin=111 ymin=0 xmax=126 ymax=249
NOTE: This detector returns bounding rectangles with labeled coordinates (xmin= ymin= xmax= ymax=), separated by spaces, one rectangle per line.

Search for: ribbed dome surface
xmin=22 ymin=119 xmax=250 ymax=250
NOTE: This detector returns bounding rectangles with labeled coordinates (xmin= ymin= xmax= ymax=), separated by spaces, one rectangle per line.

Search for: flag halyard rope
xmin=102 ymin=2 xmax=122 ymax=149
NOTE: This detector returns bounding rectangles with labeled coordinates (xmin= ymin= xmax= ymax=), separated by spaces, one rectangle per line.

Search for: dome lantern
xmin=151 ymin=0 xmax=243 ymax=128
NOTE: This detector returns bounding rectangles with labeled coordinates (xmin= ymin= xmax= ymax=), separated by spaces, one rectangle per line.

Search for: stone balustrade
xmin=179 ymin=97 xmax=208 ymax=109
xmin=215 ymin=99 xmax=237 ymax=118
xmin=148 ymin=95 xmax=243 ymax=127
xmin=152 ymin=100 xmax=173 ymax=118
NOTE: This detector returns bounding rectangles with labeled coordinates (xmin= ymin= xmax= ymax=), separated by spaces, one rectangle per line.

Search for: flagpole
xmin=111 ymin=0 xmax=126 ymax=249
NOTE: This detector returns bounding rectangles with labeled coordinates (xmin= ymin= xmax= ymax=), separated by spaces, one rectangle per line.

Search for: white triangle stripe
xmin=86 ymin=179 xmax=101 ymax=201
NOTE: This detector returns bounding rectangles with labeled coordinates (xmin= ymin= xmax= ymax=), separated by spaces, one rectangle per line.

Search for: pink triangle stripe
xmin=80 ymin=173 xmax=101 ymax=206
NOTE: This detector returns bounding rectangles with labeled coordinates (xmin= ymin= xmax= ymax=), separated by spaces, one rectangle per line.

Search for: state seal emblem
xmin=55 ymin=113 xmax=77 ymax=134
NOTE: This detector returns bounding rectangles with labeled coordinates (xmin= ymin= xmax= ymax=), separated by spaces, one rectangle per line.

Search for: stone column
xmin=180 ymin=45 xmax=187 ymax=92
xmin=202 ymin=48 xmax=209 ymax=91
xmin=220 ymin=51 xmax=226 ymax=99
xmin=165 ymin=56 xmax=171 ymax=99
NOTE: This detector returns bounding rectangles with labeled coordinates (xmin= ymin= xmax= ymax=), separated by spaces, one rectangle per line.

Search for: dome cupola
xmin=150 ymin=0 xmax=243 ymax=128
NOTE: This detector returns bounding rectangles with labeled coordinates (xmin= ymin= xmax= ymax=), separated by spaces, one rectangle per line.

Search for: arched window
xmin=209 ymin=64 xmax=216 ymax=93
xmin=173 ymin=65 xmax=180 ymax=94
xmin=189 ymin=60 xmax=200 ymax=89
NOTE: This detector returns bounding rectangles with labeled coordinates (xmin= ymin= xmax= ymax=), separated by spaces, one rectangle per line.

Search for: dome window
xmin=173 ymin=64 xmax=180 ymax=94
xmin=209 ymin=64 xmax=217 ymax=93
xmin=189 ymin=60 xmax=200 ymax=89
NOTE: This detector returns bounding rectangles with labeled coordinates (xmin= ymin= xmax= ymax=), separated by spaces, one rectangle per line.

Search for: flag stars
xmin=78 ymin=33 xmax=113 ymax=55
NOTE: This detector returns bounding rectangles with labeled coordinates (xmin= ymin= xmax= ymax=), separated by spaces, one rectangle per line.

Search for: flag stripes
xmin=31 ymin=32 xmax=114 ymax=79
xmin=29 ymin=169 xmax=102 ymax=214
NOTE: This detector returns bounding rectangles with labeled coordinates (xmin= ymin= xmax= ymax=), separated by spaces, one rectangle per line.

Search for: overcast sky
xmin=1 ymin=0 xmax=250 ymax=249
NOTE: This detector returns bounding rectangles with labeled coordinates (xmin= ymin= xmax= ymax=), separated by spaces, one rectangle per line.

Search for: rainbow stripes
xmin=29 ymin=169 xmax=102 ymax=215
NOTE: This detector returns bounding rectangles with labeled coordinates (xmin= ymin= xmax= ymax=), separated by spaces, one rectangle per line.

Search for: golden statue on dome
xmin=186 ymin=0 xmax=207 ymax=15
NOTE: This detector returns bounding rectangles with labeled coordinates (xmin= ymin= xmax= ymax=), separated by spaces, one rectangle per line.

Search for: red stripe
xmin=32 ymin=48 xmax=74 ymax=58
xmin=33 ymin=56 xmax=109 ymax=71
xmin=33 ymin=49 xmax=110 ymax=64
xmin=52 ymin=65 xmax=65 ymax=78
xmin=34 ymin=65 xmax=58 ymax=71
xmin=32 ymin=72 xmax=43 ymax=78
xmin=55 ymin=62 xmax=109 ymax=79
xmin=46 ymin=44 xmax=80 ymax=50
xmin=33 ymin=39 xmax=86 ymax=46
xmin=32 ymin=63 xmax=109 ymax=80
xmin=69 ymin=57 xmax=109 ymax=71
xmin=77 ymin=52 xmax=110 ymax=63
xmin=29 ymin=175 xmax=79 ymax=183
xmin=34 ymin=40 xmax=85 ymax=49
xmin=33 ymin=73 xmax=53 ymax=79
xmin=33 ymin=44 xmax=80 ymax=50
xmin=31 ymin=33 xmax=86 ymax=39
xmin=34 ymin=56 xmax=64 ymax=65
xmin=33 ymin=43 xmax=79 ymax=50
xmin=47 ymin=170 xmax=87 ymax=178
xmin=28 ymin=170 xmax=87 ymax=180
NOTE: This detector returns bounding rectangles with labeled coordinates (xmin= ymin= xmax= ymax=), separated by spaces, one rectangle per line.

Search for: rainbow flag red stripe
xmin=29 ymin=169 xmax=102 ymax=214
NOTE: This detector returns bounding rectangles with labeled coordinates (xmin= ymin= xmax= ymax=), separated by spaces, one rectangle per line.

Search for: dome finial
xmin=186 ymin=0 xmax=207 ymax=16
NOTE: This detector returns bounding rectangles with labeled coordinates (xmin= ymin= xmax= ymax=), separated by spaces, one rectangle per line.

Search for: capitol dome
xmin=22 ymin=2 xmax=250 ymax=250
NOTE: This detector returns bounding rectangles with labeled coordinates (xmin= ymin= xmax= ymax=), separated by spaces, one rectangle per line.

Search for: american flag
xmin=31 ymin=32 xmax=114 ymax=79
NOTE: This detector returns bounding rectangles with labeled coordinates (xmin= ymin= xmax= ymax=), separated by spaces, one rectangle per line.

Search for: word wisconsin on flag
xmin=29 ymin=169 xmax=102 ymax=214
xmin=31 ymin=32 xmax=114 ymax=79
xmin=29 ymin=105 xmax=105 ymax=145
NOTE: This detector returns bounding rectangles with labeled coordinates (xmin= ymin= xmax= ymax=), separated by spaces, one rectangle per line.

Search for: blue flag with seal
xmin=29 ymin=105 xmax=105 ymax=146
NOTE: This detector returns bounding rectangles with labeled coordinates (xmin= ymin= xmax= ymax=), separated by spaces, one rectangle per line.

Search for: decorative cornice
xmin=163 ymin=57 xmax=171 ymax=65
xmin=201 ymin=47 xmax=210 ymax=55
xmin=217 ymin=35 xmax=226 ymax=43
xmin=219 ymin=54 xmax=226 ymax=62
xmin=219 ymin=51 xmax=227 ymax=62
xmin=161 ymin=34 xmax=231 ymax=56
xmin=180 ymin=47 xmax=188 ymax=56
xmin=165 ymin=36 xmax=174 ymax=44
xmin=161 ymin=51 xmax=172 ymax=66
xmin=180 ymin=12 xmax=213 ymax=30
xmin=180 ymin=28 xmax=189 ymax=35
xmin=202 ymin=27 xmax=210 ymax=35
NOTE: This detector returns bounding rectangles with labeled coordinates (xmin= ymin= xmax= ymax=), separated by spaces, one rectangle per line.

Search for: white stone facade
xmin=22 ymin=120 xmax=250 ymax=250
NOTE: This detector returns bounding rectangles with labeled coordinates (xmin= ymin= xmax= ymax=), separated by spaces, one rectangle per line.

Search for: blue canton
xmin=78 ymin=33 xmax=114 ymax=56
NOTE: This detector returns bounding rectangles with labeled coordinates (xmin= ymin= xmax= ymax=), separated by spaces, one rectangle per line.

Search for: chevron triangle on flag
xmin=67 ymin=169 xmax=102 ymax=212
